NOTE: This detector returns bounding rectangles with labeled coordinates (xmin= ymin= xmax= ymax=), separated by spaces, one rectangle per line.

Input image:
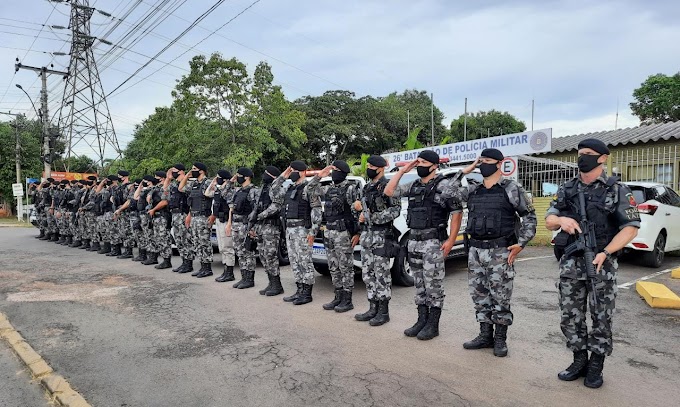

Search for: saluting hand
xmin=282 ymin=166 xmax=293 ymax=179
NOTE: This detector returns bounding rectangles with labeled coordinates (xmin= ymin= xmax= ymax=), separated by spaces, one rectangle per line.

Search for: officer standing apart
xmin=180 ymin=163 xmax=215 ymax=278
xmin=546 ymin=139 xmax=639 ymax=389
xmin=385 ymin=150 xmax=463 ymax=340
xmin=228 ymin=168 xmax=260 ymax=289
xmin=271 ymin=161 xmax=322 ymax=305
xmin=453 ymin=149 xmax=537 ymax=357
xmin=248 ymin=165 xmax=284 ymax=296
xmin=206 ymin=169 xmax=236 ymax=282
xmin=309 ymin=161 xmax=360 ymax=313
xmin=353 ymin=155 xmax=401 ymax=326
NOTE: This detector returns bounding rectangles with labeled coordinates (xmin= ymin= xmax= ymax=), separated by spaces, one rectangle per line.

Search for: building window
xmin=656 ymin=163 xmax=673 ymax=184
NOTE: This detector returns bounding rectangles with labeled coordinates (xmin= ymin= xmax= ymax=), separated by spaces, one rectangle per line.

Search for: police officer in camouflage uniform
xmin=113 ymin=179 xmax=136 ymax=258
xmin=163 ymin=165 xmax=193 ymax=273
xmin=272 ymin=161 xmax=322 ymax=305
xmin=308 ymin=161 xmax=360 ymax=313
xmin=96 ymin=175 xmax=117 ymax=254
xmin=180 ymin=163 xmax=214 ymax=278
xmin=146 ymin=171 xmax=172 ymax=269
xmin=353 ymin=155 xmax=401 ymax=326
xmin=248 ymin=166 xmax=284 ymax=296
xmin=55 ymin=180 xmax=71 ymax=245
xmin=134 ymin=176 xmax=156 ymax=262
xmin=80 ymin=176 xmax=99 ymax=250
xmin=35 ymin=182 xmax=50 ymax=239
xmin=546 ymin=139 xmax=639 ymax=389
xmin=140 ymin=174 xmax=163 ymax=266
xmin=385 ymin=150 xmax=463 ymax=341
xmin=207 ymin=169 xmax=236 ymax=282
xmin=68 ymin=180 xmax=85 ymax=247
xmin=46 ymin=179 xmax=59 ymax=241
xmin=452 ymin=148 xmax=537 ymax=357
xmin=111 ymin=171 xmax=134 ymax=259
xmin=229 ymin=168 xmax=260 ymax=289
xmin=108 ymin=172 xmax=129 ymax=257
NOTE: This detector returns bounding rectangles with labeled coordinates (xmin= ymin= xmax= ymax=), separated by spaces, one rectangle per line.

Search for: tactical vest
xmin=189 ymin=179 xmax=211 ymax=216
xmin=168 ymin=183 xmax=188 ymax=213
xmin=113 ymin=184 xmax=127 ymax=207
xmin=285 ymin=182 xmax=311 ymax=222
xmin=212 ymin=191 xmax=228 ymax=222
xmin=323 ymin=183 xmax=351 ymax=223
xmin=406 ymin=176 xmax=448 ymax=230
xmin=256 ymin=185 xmax=278 ymax=220
xmin=364 ymin=177 xmax=392 ymax=226
xmin=101 ymin=189 xmax=113 ymax=213
xmin=93 ymin=192 xmax=104 ymax=215
xmin=233 ymin=186 xmax=253 ymax=216
xmin=52 ymin=189 xmax=63 ymax=208
xmin=466 ymin=182 xmax=517 ymax=240
xmin=64 ymin=190 xmax=75 ymax=211
xmin=137 ymin=190 xmax=149 ymax=212
xmin=555 ymin=178 xmax=619 ymax=251
xmin=151 ymin=187 xmax=166 ymax=212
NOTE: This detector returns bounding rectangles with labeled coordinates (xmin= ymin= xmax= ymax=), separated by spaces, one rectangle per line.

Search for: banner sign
xmin=41 ymin=171 xmax=98 ymax=182
xmin=382 ymin=128 xmax=552 ymax=168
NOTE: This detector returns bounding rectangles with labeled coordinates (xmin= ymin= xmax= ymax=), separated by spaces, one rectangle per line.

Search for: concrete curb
xmin=0 ymin=312 xmax=91 ymax=407
xmin=636 ymin=281 xmax=680 ymax=309
xmin=672 ymin=267 xmax=680 ymax=279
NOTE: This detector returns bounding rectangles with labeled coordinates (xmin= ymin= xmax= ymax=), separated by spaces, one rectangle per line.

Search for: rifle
xmin=564 ymin=186 xmax=599 ymax=307
xmin=360 ymin=196 xmax=372 ymax=228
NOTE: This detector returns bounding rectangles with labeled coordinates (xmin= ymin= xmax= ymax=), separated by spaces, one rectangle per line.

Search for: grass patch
xmin=0 ymin=217 xmax=34 ymax=227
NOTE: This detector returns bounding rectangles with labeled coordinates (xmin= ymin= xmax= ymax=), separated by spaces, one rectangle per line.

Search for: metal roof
xmin=541 ymin=120 xmax=680 ymax=154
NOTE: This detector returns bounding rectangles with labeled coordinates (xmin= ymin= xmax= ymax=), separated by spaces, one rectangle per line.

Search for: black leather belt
xmin=468 ymin=235 xmax=516 ymax=249
xmin=190 ymin=211 xmax=207 ymax=217
xmin=286 ymin=219 xmax=307 ymax=228
xmin=170 ymin=208 xmax=183 ymax=214
xmin=325 ymin=220 xmax=347 ymax=231
xmin=258 ymin=218 xmax=280 ymax=226
xmin=410 ymin=230 xmax=440 ymax=241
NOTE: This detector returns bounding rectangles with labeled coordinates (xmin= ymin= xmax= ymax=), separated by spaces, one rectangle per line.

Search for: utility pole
xmin=531 ymin=99 xmax=535 ymax=131
xmin=463 ymin=97 xmax=468 ymax=141
xmin=15 ymin=62 xmax=68 ymax=178
xmin=430 ymin=93 xmax=435 ymax=146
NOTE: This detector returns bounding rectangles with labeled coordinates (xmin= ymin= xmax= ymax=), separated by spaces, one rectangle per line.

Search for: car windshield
xmin=385 ymin=172 xmax=420 ymax=185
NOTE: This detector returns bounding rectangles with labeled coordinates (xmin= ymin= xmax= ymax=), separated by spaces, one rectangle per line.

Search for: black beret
xmin=117 ymin=170 xmax=130 ymax=177
xmin=154 ymin=171 xmax=167 ymax=178
xmin=107 ymin=174 xmax=120 ymax=181
xmin=237 ymin=167 xmax=254 ymax=178
xmin=133 ymin=178 xmax=143 ymax=184
xmin=480 ymin=148 xmax=504 ymax=161
xmin=367 ymin=155 xmax=387 ymax=167
xmin=47 ymin=177 xmax=54 ymax=182
xmin=81 ymin=180 xmax=91 ymax=186
xmin=265 ymin=165 xmax=281 ymax=177
xmin=87 ymin=175 xmax=97 ymax=181
xmin=332 ymin=160 xmax=351 ymax=173
xmin=578 ymin=138 xmax=610 ymax=155
xmin=60 ymin=179 xmax=69 ymax=184
xmin=143 ymin=175 xmax=155 ymax=183
xmin=418 ymin=150 xmax=439 ymax=165
xmin=193 ymin=162 xmax=207 ymax=172
xmin=173 ymin=163 xmax=185 ymax=171
xmin=290 ymin=160 xmax=307 ymax=171
xmin=217 ymin=169 xmax=232 ymax=179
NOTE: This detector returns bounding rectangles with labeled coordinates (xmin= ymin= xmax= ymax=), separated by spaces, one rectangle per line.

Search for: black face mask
xmin=172 ymin=171 xmax=180 ymax=179
xmin=155 ymin=178 xmax=162 ymax=184
xmin=289 ymin=172 xmax=301 ymax=182
xmin=262 ymin=173 xmax=274 ymax=184
xmin=216 ymin=177 xmax=224 ymax=185
xmin=191 ymin=170 xmax=200 ymax=178
xmin=366 ymin=168 xmax=379 ymax=179
xmin=479 ymin=163 xmax=499 ymax=178
xmin=416 ymin=165 xmax=433 ymax=178
xmin=578 ymin=154 xmax=601 ymax=173
xmin=237 ymin=176 xmax=246 ymax=184
xmin=331 ymin=171 xmax=347 ymax=184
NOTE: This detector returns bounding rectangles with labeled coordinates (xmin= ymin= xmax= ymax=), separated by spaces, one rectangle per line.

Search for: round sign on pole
xmin=500 ymin=157 xmax=517 ymax=177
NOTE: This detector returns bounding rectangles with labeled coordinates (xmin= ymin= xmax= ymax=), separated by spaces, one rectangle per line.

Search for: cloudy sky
xmin=1 ymin=0 xmax=678 ymax=157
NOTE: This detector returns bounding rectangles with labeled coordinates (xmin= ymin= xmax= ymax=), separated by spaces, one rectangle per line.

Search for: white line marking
xmin=618 ymin=269 xmax=672 ymax=289
xmin=515 ymin=255 xmax=554 ymax=263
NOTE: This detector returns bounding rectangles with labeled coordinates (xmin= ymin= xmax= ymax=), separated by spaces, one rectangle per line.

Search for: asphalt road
xmin=0 ymin=340 xmax=49 ymax=406
xmin=0 ymin=227 xmax=679 ymax=407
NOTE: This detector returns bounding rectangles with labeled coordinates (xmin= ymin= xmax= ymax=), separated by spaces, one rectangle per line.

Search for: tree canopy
xmin=630 ymin=72 xmax=680 ymax=124
xmin=449 ymin=110 xmax=526 ymax=142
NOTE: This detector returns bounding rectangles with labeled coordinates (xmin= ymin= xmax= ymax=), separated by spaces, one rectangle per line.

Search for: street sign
xmin=501 ymin=157 xmax=518 ymax=182
xmin=12 ymin=183 xmax=24 ymax=197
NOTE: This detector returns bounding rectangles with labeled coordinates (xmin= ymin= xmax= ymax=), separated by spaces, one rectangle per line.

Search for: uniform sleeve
xmin=256 ymin=188 xmax=283 ymax=221
xmin=507 ymin=181 xmax=537 ymax=247
xmin=269 ymin=176 xmax=289 ymax=202
xmin=439 ymin=178 xmax=463 ymax=214
xmin=305 ymin=182 xmax=322 ymax=235
xmin=371 ymin=194 xmax=401 ymax=225
xmin=613 ymin=183 xmax=641 ymax=229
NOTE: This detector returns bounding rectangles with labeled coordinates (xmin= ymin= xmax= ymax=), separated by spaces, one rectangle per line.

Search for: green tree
xmin=630 ymin=72 xmax=680 ymax=124
xmin=0 ymin=116 xmax=43 ymax=208
xmin=449 ymin=110 xmax=526 ymax=142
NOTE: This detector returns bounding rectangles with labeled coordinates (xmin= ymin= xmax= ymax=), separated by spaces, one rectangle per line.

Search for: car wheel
xmin=641 ymin=233 xmax=666 ymax=268
xmin=554 ymin=246 xmax=564 ymax=261
xmin=391 ymin=234 xmax=414 ymax=287
xmin=277 ymin=235 xmax=290 ymax=266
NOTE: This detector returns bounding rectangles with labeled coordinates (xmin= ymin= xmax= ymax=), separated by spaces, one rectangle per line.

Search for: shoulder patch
xmin=626 ymin=192 xmax=637 ymax=207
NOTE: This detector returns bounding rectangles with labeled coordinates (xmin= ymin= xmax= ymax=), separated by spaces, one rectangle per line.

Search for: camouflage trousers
xmin=73 ymin=213 xmax=84 ymax=241
xmin=233 ymin=220 xmax=256 ymax=272
xmin=407 ymin=233 xmax=445 ymax=308
xmin=255 ymin=222 xmax=280 ymax=277
xmin=82 ymin=212 xmax=95 ymax=241
xmin=559 ymin=256 xmax=618 ymax=356
xmin=97 ymin=212 xmax=114 ymax=242
xmin=172 ymin=213 xmax=194 ymax=261
xmin=285 ymin=225 xmax=315 ymax=285
xmin=468 ymin=246 xmax=515 ymax=325
xmin=150 ymin=215 xmax=172 ymax=258
xmin=190 ymin=215 xmax=212 ymax=264
xmin=324 ymin=228 xmax=354 ymax=291
xmin=139 ymin=213 xmax=153 ymax=250
xmin=214 ymin=219 xmax=234 ymax=266
xmin=119 ymin=212 xmax=135 ymax=248
xmin=360 ymin=230 xmax=392 ymax=301
xmin=38 ymin=210 xmax=47 ymax=231
xmin=47 ymin=210 xmax=57 ymax=234
xmin=56 ymin=211 xmax=69 ymax=235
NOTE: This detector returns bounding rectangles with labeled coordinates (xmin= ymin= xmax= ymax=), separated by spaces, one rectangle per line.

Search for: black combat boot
xmin=132 ymin=248 xmax=146 ymax=262
xmin=106 ymin=243 xmax=120 ymax=256
xmin=69 ymin=238 xmax=81 ymax=247
xmin=232 ymin=269 xmax=246 ymax=288
xmin=98 ymin=242 xmax=111 ymax=254
xmin=62 ymin=236 xmax=73 ymax=246
xmin=368 ymin=299 xmax=390 ymax=326
xmin=79 ymin=239 xmax=90 ymax=249
xmin=117 ymin=246 xmax=133 ymax=259
xmin=40 ymin=232 xmax=51 ymax=241
xmin=142 ymin=252 xmax=158 ymax=265
xmin=259 ymin=273 xmax=273 ymax=295
xmin=283 ymin=283 xmax=302 ymax=302
xmin=266 ymin=275 xmax=284 ymax=296
xmin=36 ymin=230 xmax=45 ymax=239
xmin=57 ymin=234 xmax=66 ymax=244
xmin=215 ymin=265 xmax=235 ymax=282
xmin=238 ymin=270 xmax=255 ymax=289
xmin=50 ymin=232 xmax=59 ymax=242
xmin=558 ymin=350 xmax=589 ymax=381
xmin=196 ymin=263 xmax=213 ymax=278
xmin=355 ymin=299 xmax=379 ymax=322
xmin=293 ymin=284 xmax=313 ymax=305
xmin=323 ymin=288 xmax=342 ymax=310
xmin=463 ymin=323 xmax=495 ymax=349
xmin=416 ymin=306 xmax=441 ymax=340
xmin=88 ymin=241 xmax=100 ymax=252
xmin=172 ymin=258 xmax=186 ymax=272
xmin=404 ymin=305 xmax=429 ymax=336
xmin=335 ymin=289 xmax=354 ymax=313
xmin=493 ymin=324 xmax=509 ymax=357
xmin=155 ymin=257 xmax=172 ymax=269
xmin=584 ymin=353 xmax=605 ymax=389
xmin=177 ymin=260 xmax=194 ymax=274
